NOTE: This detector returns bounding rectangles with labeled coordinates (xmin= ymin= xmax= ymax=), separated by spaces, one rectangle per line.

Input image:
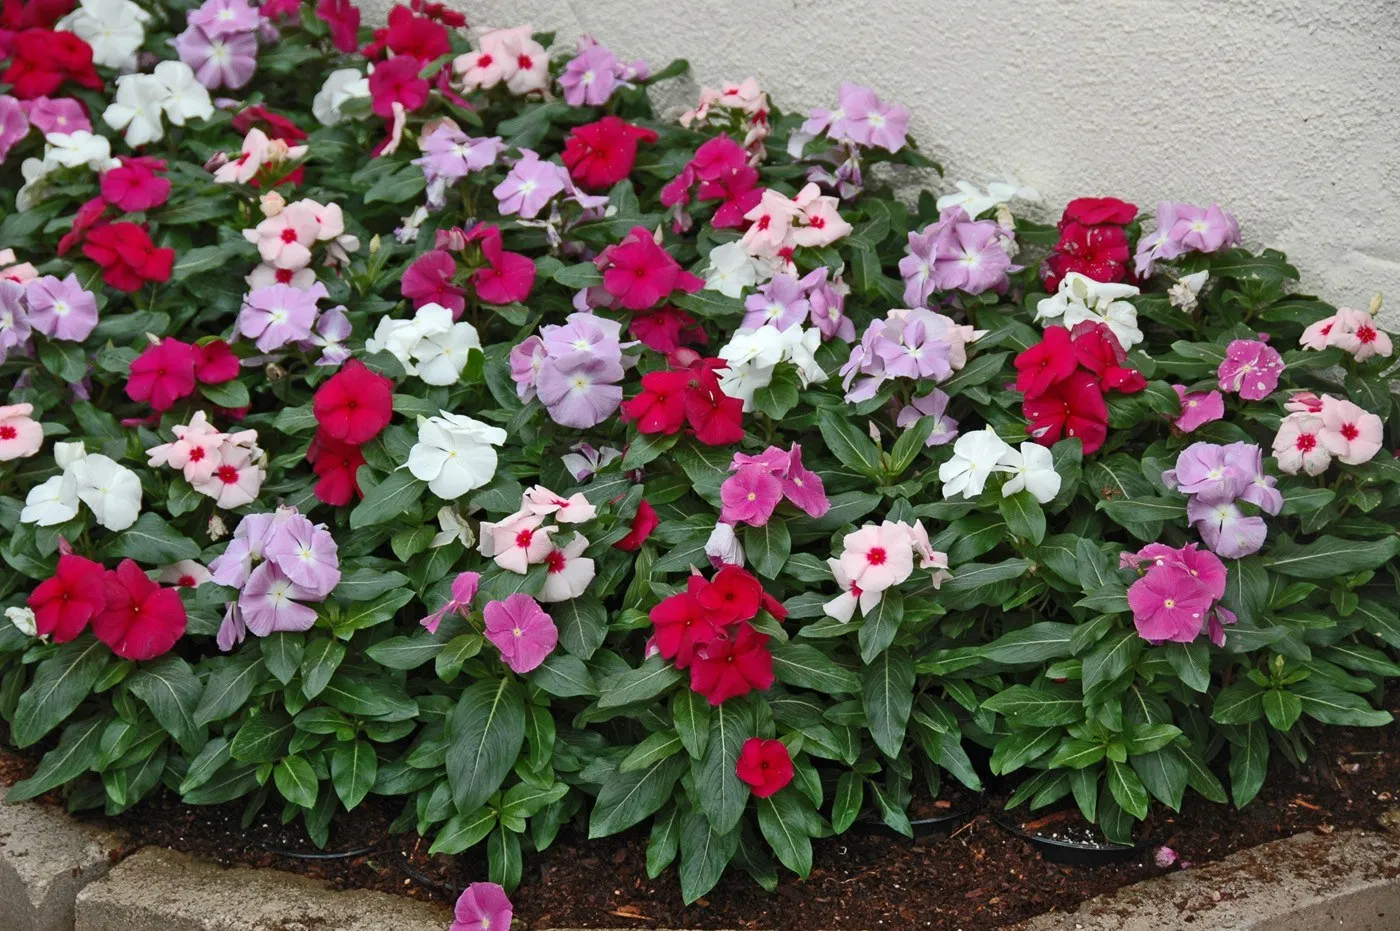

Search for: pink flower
xmin=484 ymin=593 xmax=557 ymax=674
xmin=780 ymin=444 xmax=829 ymax=517
xmin=146 ymin=410 xmax=229 ymax=483
xmin=719 ymin=464 xmax=783 ymax=526
xmin=1319 ymin=395 xmax=1383 ymax=465
xmin=0 ymin=402 xmax=42 ymax=460
xmin=25 ymin=273 xmax=97 ymax=341
xmin=191 ymin=446 xmax=265 ymax=509
xmin=1128 ymin=542 xmax=1228 ymax=600
xmin=402 ymin=250 xmax=465 ymax=316
xmin=452 ymin=882 xmax=513 ymax=931
xmin=1272 ymin=412 xmax=1332 ymax=476
xmin=468 ymin=225 xmax=535 ymax=305
xmin=1171 ymin=385 xmax=1224 ymax=433
xmin=1128 ymin=564 xmax=1214 ymax=643
xmin=369 ymin=54 xmax=429 ymax=118
xmin=0 ymin=95 xmax=28 ymax=162
xmin=21 ymin=96 xmax=90 ymax=135
xmin=243 ymin=201 xmax=321 ymax=270
xmin=539 ymin=533 xmax=595 ymax=603
xmin=421 ymin=571 xmax=481 ymax=634
xmin=791 ymin=182 xmax=853 ymax=248
xmin=837 ymin=522 xmax=915 ymax=594
xmin=237 ymin=282 xmax=328 ymax=352
xmin=523 ymin=486 xmax=596 ymax=523
xmin=493 ymin=149 xmax=567 ymax=218
xmin=1319 ymin=307 xmax=1393 ymax=362
xmin=479 ymin=511 xmax=555 ymax=574
xmin=597 ymin=226 xmax=704 ymax=310
xmin=1217 ymin=339 xmax=1284 ymax=401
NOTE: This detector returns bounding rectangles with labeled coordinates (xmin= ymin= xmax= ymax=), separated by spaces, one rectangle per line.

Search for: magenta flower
xmin=1217 ymin=339 xmax=1284 ymax=401
xmin=238 ymin=282 xmax=328 ymax=352
xmin=559 ymin=43 xmax=618 ymax=106
xmin=451 ymin=882 xmax=513 ymax=931
xmin=175 ymin=25 xmax=258 ymax=90
xmin=402 ymin=250 xmax=465 ymax=316
xmin=1171 ymin=385 xmax=1224 ymax=433
xmin=0 ymin=95 xmax=30 ymax=164
xmin=743 ymin=274 xmax=809 ymax=330
xmin=535 ymin=351 xmax=625 ymax=428
xmin=896 ymin=388 xmax=958 ymax=447
xmin=421 ymin=571 xmax=481 ymax=634
xmin=493 ymin=150 xmax=568 ymax=219
xmin=1127 ymin=542 xmax=1228 ymax=600
xmin=20 ymin=97 xmax=90 ymax=135
xmin=25 ymin=274 xmax=98 ymax=342
xmin=1187 ymin=497 xmax=1267 ymax=559
xmin=239 ymin=563 xmax=319 ymax=636
xmin=720 ymin=464 xmax=784 ymax=526
xmin=484 ymin=593 xmax=558 ymax=674
xmin=781 ymin=444 xmax=830 ymax=518
xmin=1128 ymin=564 xmax=1214 ymax=643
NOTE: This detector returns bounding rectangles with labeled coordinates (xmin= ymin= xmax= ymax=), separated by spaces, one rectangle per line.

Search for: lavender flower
xmin=743 ymin=274 xmax=810 ymax=330
xmin=493 ymin=150 xmax=568 ymax=219
xmin=175 ymin=25 xmax=258 ymax=90
xmin=237 ymin=282 xmax=328 ymax=352
xmin=413 ymin=125 xmax=505 ymax=185
xmin=0 ymin=280 xmax=32 ymax=360
xmin=25 ymin=274 xmax=98 ymax=342
xmin=1135 ymin=201 xmax=1242 ymax=277
xmin=896 ymin=388 xmax=958 ymax=447
xmin=899 ymin=206 xmax=1017 ymax=305
xmin=299 ymin=304 xmax=352 ymax=366
xmin=513 ymin=313 xmax=625 ymax=428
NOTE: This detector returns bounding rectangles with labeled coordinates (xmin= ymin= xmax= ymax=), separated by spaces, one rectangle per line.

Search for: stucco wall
xmin=366 ymin=0 xmax=1400 ymax=315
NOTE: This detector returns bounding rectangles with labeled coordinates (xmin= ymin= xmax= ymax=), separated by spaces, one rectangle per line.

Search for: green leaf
xmin=430 ymin=807 xmax=497 ymax=854
xmin=11 ymin=637 xmax=107 ymax=747
xmin=199 ymin=378 xmax=249 ymax=408
xmin=758 ymin=791 xmax=813 ymax=877
xmin=671 ymin=689 xmax=711 ymax=759
xmin=818 ymin=409 xmax=883 ymax=478
xmin=1107 ymin=758 xmax=1148 ymax=820
xmin=941 ymin=558 xmax=1031 ymax=592
xmin=887 ymin=416 xmax=935 ymax=476
xmin=980 ymin=622 xmax=1076 ymax=664
xmin=446 ymin=678 xmax=527 ymax=815
xmin=860 ymin=647 xmax=914 ymax=757
xmin=552 ymin=261 xmax=604 ymax=289
xmin=678 ymin=809 xmax=739 ymax=905
xmin=7 ymin=715 xmax=107 ymax=802
xmin=300 ymin=637 xmax=345 ymax=699
xmin=982 ymin=684 xmax=1082 ymax=727
xmin=363 ymin=165 xmax=427 ymax=204
xmin=334 ymin=568 xmax=411 ymax=602
xmin=770 ymin=642 xmax=860 ymax=693
xmin=530 ymin=652 xmax=598 ymax=698
xmin=554 ymin=596 xmax=608 ymax=661
xmin=1212 ymin=681 xmax=1265 ymax=724
xmin=274 ymin=755 xmax=319 ymax=809
xmin=620 ymin=731 xmax=684 ymax=773
xmin=646 ymin=806 xmax=680 ymax=878
xmin=1229 ymin=723 xmax=1268 ymax=807
xmin=589 ymin=756 xmax=686 ymax=837
xmin=102 ymin=512 xmax=201 ymax=564
xmin=941 ymin=351 xmax=1010 ymax=395
xmin=262 ymin=632 xmax=304 ymax=686
xmin=178 ymin=737 xmax=232 ymax=795
xmin=127 ymin=655 xmax=205 ymax=752
xmin=832 ymin=772 xmax=863 ymax=833
xmin=1050 ymin=738 xmax=1105 ymax=769
xmin=1131 ymin=747 xmax=1187 ymax=811
xmin=1263 ymin=689 xmax=1303 ymax=731
xmin=350 ymin=470 xmax=427 ymax=530
xmin=744 ymin=519 xmax=790 ymax=579
xmin=1291 ymin=677 xmax=1392 ymax=726
xmin=193 ymin=652 xmax=268 ymax=726
xmin=320 ymin=673 xmax=417 ymax=720
xmin=1164 ymin=642 xmax=1211 ymax=693
xmin=598 ymin=657 xmax=683 ymax=708
xmin=1099 ymin=497 xmax=1188 ymax=525
xmin=365 ymin=634 xmax=443 ymax=670
xmin=1266 ymin=535 xmax=1400 ymax=579
xmin=857 ymin=588 xmax=904 ymax=663
xmin=694 ymin=702 xmax=747 ymax=833
xmin=331 ymin=740 xmax=378 ymax=810
xmin=999 ymin=492 xmax=1045 ymax=544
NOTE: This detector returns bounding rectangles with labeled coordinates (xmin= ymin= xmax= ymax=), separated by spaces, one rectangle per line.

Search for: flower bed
xmin=2 ymin=0 xmax=1400 ymax=926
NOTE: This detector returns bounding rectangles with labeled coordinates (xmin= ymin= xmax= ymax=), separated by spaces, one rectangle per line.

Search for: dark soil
xmin=4 ymin=717 xmax=1398 ymax=930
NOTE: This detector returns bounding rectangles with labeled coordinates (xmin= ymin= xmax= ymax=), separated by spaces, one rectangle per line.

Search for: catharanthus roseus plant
xmin=2 ymin=0 xmax=1400 ymax=911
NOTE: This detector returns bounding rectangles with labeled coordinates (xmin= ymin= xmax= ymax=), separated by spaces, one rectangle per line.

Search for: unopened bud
xmin=208 ymin=513 xmax=228 ymax=541
xmin=265 ymin=362 xmax=286 ymax=381
xmin=1369 ymin=292 xmax=1383 ymax=316
xmin=369 ymin=234 xmax=382 ymax=255
xmin=259 ymin=191 xmax=286 ymax=217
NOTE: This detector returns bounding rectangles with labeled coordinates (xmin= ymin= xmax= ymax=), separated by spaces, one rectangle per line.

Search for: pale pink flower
xmin=192 ymin=445 xmax=265 ymax=509
xmin=539 ymin=533 xmax=595 ymax=603
xmin=1319 ymin=396 xmax=1383 ymax=465
xmin=791 ymin=183 xmax=852 ymax=248
xmin=479 ymin=510 xmax=555 ymax=573
xmin=243 ymin=200 xmax=322 ymax=269
xmin=146 ymin=410 xmax=228 ymax=483
xmin=0 ymin=403 xmax=43 ymax=460
xmin=522 ymin=486 xmax=597 ymax=523
xmin=1272 ymin=413 xmax=1332 ymax=476
xmin=823 ymin=556 xmax=882 ymax=622
xmin=1326 ymin=307 xmax=1393 ymax=362
xmin=837 ymin=522 xmax=915 ymax=594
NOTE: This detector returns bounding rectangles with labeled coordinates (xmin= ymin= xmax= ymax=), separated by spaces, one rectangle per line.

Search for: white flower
xmin=103 ymin=74 xmax=171 ymax=147
xmin=20 ymin=473 xmax=79 ymax=526
xmin=1169 ymin=270 xmax=1210 ymax=312
xmin=43 ymin=131 xmax=116 ymax=171
xmin=5 ymin=606 xmax=37 ymax=638
xmin=778 ymin=325 xmax=827 ymax=387
xmin=69 ymin=454 xmax=142 ymax=531
xmin=936 ymin=175 xmax=1040 ymax=219
xmin=412 ymin=309 xmax=482 ymax=386
xmin=823 ymin=557 xmax=884 ymax=623
xmin=704 ymin=241 xmax=768 ymax=298
xmin=58 ymin=0 xmax=149 ymax=70
xmin=365 ymin=316 xmax=424 ymax=372
xmin=1000 ymin=442 xmax=1062 ymax=504
xmin=1036 ymin=272 xmax=1143 ymax=350
xmin=705 ymin=522 xmax=745 ymax=568
xmin=407 ymin=412 xmax=508 ymax=499
xmin=716 ymin=324 xmax=827 ymax=410
xmin=313 ymin=68 xmax=371 ymax=126
xmin=431 ymin=505 xmax=476 ymax=548
xmin=154 ymin=61 xmax=213 ymax=126
xmin=538 ymin=533 xmax=595 ymax=603
xmin=156 ymin=560 xmax=213 ymax=588
xmin=938 ymin=427 xmax=1015 ymax=500
xmin=54 ymin=441 xmax=89 ymax=469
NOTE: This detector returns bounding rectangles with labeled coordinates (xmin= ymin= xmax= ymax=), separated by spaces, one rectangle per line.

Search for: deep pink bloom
xmin=28 ymin=553 xmax=106 ymax=643
xmin=483 ymin=593 xmax=557 ymax=674
xmin=720 ymin=464 xmax=783 ymax=526
xmin=402 ymin=249 xmax=465 ymax=315
xmin=452 ymin=883 xmax=513 ymax=931
xmin=1172 ymin=385 xmax=1224 ymax=433
xmin=467 ymin=225 xmax=535 ymax=305
xmin=736 ymin=737 xmax=794 ymax=798
xmin=597 ymin=226 xmax=704 ymax=310
xmin=127 ymin=339 xmax=198 ymax=411
xmin=689 ymin=623 xmax=773 ymax=705
xmin=315 ymin=0 xmax=361 ymax=53
xmin=422 ymin=571 xmax=481 ymax=633
xmin=369 ymin=54 xmax=429 ymax=118
xmin=1217 ymin=339 xmax=1284 ymax=401
xmin=20 ymin=96 xmax=89 ymax=134
xmin=781 ymin=444 xmax=829 ymax=518
xmin=101 ymin=157 xmax=172 ymax=212
xmin=1128 ymin=563 xmax=1214 ymax=643
xmin=614 ymin=499 xmax=659 ymax=551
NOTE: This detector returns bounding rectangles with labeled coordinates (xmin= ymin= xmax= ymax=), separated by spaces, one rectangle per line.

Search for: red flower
xmin=307 ymin=429 xmax=365 ymax=506
xmin=0 ymin=0 xmax=75 ymax=32
xmin=411 ymin=0 xmax=465 ymax=27
xmin=697 ymin=565 xmax=763 ymax=624
xmin=315 ymin=0 xmax=361 ymax=53
xmin=232 ymin=105 xmax=308 ymax=143
xmin=2 ymin=29 xmax=101 ymax=99
xmin=382 ymin=3 xmax=449 ymax=61
xmin=127 ymin=339 xmax=198 ymax=411
xmin=1023 ymin=369 xmax=1109 ymax=455
xmin=621 ymin=369 xmax=690 ymax=434
xmin=27 ymin=553 xmax=106 ymax=642
xmin=689 ymin=622 xmax=774 ymax=705
xmin=661 ymin=136 xmax=762 ymax=229
xmin=313 ymin=359 xmax=393 ymax=445
xmin=621 ymin=356 xmax=744 ymax=445
xmin=596 ymin=226 xmax=704 ymax=310
xmin=630 ymin=306 xmax=706 ymax=354
xmin=1014 ymin=326 xmax=1077 ymax=397
xmin=101 ymin=157 xmax=171 ymax=212
xmin=402 ymin=249 xmax=464 ymax=315
xmin=1070 ymin=322 xmax=1146 ymax=394
xmin=369 ymin=54 xmax=429 ymax=118
xmin=93 ymin=559 xmax=187 ymax=661
xmin=467 ymin=225 xmax=535 ymax=305
xmin=192 ymin=339 xmax=239 ymax=385
xmin=82 ymin=222 xmax=174 ymax=293
xmin=683 ymin=364 xmax=744 ymax=446
xmin=736 ymin=737 xmax=794 ymax=798
xmin=562 ymin=117 xmax=658 ymax=191
xmin=614 ymin=499 xmax=659 ymax=552
xmin=1062 ymin=197 xmax=1137 ymax=227
xmin=1043 ymin=222 xmax=1132 ymax=290
xmin=58 ymin=197 xmax=107 ymax=256
xmin=649 ymin=575 xmax=720 ymax=668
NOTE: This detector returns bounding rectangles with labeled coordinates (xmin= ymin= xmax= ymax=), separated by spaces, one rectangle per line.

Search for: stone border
xmin=5 ymin=787 xmax=1400 ymax=930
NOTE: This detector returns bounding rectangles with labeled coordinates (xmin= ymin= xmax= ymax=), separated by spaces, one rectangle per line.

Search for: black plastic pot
xmin=853 ymin=795 xmax=984 ymax=840
xmin=989 ymin=807 xmax=1147 ymax=866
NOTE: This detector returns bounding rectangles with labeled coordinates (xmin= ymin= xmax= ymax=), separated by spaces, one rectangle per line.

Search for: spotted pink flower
xmin=1217 ymin=339 xmax=1284 ymax=401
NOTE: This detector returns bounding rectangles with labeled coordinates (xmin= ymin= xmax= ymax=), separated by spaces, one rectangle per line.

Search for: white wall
xmin=368 ymin=0 xmax=1400 ymax=316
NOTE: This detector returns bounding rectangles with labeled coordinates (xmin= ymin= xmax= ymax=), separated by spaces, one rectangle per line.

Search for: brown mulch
xmin=3 ymin=717 xmax=1397 ymax=930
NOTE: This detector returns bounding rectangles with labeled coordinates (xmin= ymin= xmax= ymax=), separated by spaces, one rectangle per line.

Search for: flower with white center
xmin=936 ymin=175 xmax=1041 ymax=219
xmin=431 ymin=506 xmax=476 ymax=548
xmin=154 ymin=61 xmax=214 ymax=126
xmin=407 ymin=411 xmax=508 ymax=499
xmin=1036 ymin=272 xmax=1143 ymax=350
xmin=54 ymin=440 xmax=89 ymax=469
xmin=58 ymin=0 xmax=150 ymax=70
xmin=539 ymin=533 xmax=595 ymax=602
xmin=1168 ymin=270 xmax=1210 ymax=312
xmin=313 ymin=68 xmax=371 ymax=126
xmin=1000 ymin=441 xmax=1062 ymax=504
xmin=69 ymin=453 xmax=142 ymax=530
xmin=365 ymin=316 xmax=425 ymax=373
xmin=20 ymin=473 xmax=79 ymax=526
xmin=5 ymin=606 xmax=37 ymax=637
xmin=103 ymin=73 xmax=171 ymax=146
xmin=705 ymin=241 xmax=768 ymax=298
xmin=778 ymin=325 xmax=828 ymax=387
xmin=938 ymin=427 xmax=1015 ymax=500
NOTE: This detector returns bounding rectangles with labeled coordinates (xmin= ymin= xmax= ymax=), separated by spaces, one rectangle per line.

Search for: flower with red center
xmin=313 ymin=359 xmax=394 ymax=444
xmin=688 ymin=622 xmax=774 ymax=705
xmin=1071 ymin=321 xmax=1146 ymax=393
xmin=127 ymin=339 xmax=198 ymax=412
xmin=561 ymin=117 xmax=659 ymax=191
xmin=596 ymin=226 xmax=705 ymax=310
xmin=231 ymin=105 xmax=308 ymax=143
xmin=466 ymin=225 xmax=535 ymax=305
xmin=27 ymin=553 xmax=106 ymax=642
xmin=1022 ymin=369 xmax=1109 ymax=454
xmin=82 ymin=222 xmax=175 ymax=293
xmin=402 ymin=249 xmax=465 ymax=315
xmin=697 ymin=565 xmax=763 ymax=624
xmin=614 ymin=499 xmax=659 ymax=552
xmin=368 ymin=54 xmax=429 ymax=118
xmin=100 ymin=157 xmax=171 ymax=212
xmin=93 ymin=559 xmax=187 ymax=661
xmin=735 ymin=737 xmax=794 ymax=798
xmin=192 ymin=339 xmax=239 ymax=384
xmin=649 ymin=575 xmax=720 ymax=668
xmin=307 ymin=430 xmax=366 ymax=506
xmin=1014 ymin=325 xmax=1077 ymax=397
